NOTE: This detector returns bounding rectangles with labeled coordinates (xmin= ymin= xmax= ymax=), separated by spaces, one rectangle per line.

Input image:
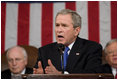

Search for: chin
xmin=114 ymin=61 xmax=117 ymax=64
xmin=57 ymin=41 xmax=64 ymax=44
xmin=13 ymin=71 xmax=19 ymax=74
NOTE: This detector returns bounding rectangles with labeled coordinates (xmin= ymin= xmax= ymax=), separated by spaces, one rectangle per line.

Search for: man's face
xmin=7 ymin=47 xmax=27 ymax=74
xmin=106 ymin=42 xmax=117 ymax=68
xmin=55 ymin=14 xmax=80 ymax=46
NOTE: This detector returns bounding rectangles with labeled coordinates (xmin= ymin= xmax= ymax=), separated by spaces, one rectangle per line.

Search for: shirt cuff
xmin=64 ymin=71 xmax=69 ymax=74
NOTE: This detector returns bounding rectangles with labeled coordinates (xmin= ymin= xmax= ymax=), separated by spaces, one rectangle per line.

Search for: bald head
xmin=6 ymin=46 xmax=27 ymax=60
xmin=6 ymin=46 xmax=28 ymax=74
xmin=104 ymin=39 xmax=117 ymax=68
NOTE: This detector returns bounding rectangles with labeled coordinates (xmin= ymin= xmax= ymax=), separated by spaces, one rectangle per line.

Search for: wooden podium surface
xmin=19 ymin=74 xmax=114 ymax=79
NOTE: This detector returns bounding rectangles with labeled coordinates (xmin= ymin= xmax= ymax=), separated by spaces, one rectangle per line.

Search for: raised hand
xmin=33 ymin=61 xmax=44 ymax=74
xmin=45 ymin=59 xmax=62 ymax=74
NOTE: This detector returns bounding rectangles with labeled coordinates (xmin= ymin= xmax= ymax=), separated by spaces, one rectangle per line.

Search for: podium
xmin=14 ymin=74 xmax=114 ymax=79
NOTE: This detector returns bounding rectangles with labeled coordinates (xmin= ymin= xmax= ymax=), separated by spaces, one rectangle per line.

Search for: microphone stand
xmin=58 ymin=43 xmax=65 ymax=74
xmin=60 ymin=49 xmax=64 ymax=74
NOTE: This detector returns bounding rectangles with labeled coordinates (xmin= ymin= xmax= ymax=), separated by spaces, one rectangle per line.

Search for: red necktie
xmin=115 ymin=73 xmax=117 ymax=79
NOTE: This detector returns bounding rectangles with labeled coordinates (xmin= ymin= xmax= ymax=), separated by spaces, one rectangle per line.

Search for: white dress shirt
xmin=11 ymin=68 xmax=26 ymax=78
xmin=64 ymin=41 xmax=75 ymax=74
xmin=11 ymin=68 xmax=26 ymax=75
xmin=111 ymin=67 xmax=117 ymax=77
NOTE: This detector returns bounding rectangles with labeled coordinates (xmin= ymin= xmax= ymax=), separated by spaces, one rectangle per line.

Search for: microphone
xmin=58 ymin=43 xmax=65 ymax=54
xmin=58 ymin=43 xmax=65 ymax=74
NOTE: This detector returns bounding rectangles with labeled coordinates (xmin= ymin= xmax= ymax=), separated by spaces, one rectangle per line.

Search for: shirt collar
xmin=111 ymin=67 xmax=117 ymax=77
xmin=21 ymin=68 xmax=26 ymax=74
xmin=67 ymin=41 xmax=75 ymax=55
xmin=68 ymin=41 xmax=75 ymax=50
xmin=11 ymin=68 xmax=26 ymax=75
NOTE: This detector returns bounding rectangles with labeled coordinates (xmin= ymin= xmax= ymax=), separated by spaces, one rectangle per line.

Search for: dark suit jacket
xmin=34 ymin=37 xmax=103 ymax=73
xmin=1 ymin=67 xmax=33 ymax=79
xmin=102 ymin=64 xmax=112 ymax=73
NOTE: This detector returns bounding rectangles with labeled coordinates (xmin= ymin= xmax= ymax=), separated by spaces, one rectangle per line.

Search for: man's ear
xmin=75 ymin=27 xmax=81 ymax=36
xmin=25 ymin=58 xmax=28 ymax=65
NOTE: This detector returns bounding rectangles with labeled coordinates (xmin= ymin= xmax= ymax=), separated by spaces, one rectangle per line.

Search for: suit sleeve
xmin=34 ymin=48 xmax=48 ymax=72
xmin=34 ymin=48 xmax=42 ymax=68
xmin=85 ymin=44 xmax=103 ymax=73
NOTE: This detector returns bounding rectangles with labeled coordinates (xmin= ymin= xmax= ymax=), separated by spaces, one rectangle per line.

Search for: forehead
xmin=107 ymin=42 xmax=117 ymax=49
xmin=56 ymin=14 xmax=72 ymax=23
xmin=8 ymin=47 xmax=24 ymax=58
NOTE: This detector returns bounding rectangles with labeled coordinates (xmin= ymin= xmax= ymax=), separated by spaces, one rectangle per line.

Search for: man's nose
xmin=12 ymin=60 xmax=17 ymax=66
xmin=113 ymin=51 xmax=117 ymax=56
xmin=57 ymin=26 xmax=63 ymax=32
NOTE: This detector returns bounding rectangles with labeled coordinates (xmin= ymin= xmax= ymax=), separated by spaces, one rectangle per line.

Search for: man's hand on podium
xmin=45 ymin=59 xmax=62 ymax=74
xmin=33 ymin=61 xmax=44 ymax=74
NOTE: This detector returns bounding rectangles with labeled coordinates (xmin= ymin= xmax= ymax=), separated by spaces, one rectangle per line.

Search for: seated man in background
xmin=1 ymin=46 xmax=33 ymax=79
xmin=102 ymin=39 xmax=117 ymax=79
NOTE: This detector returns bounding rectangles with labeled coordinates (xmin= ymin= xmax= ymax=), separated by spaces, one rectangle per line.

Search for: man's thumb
xmin=38 ymin=61 xmax=42 ymax=68
xmin=48 ymin=59 xmax=53 ymax=66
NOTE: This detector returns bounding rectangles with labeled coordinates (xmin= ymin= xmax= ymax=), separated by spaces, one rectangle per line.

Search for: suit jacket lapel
xmin=66 ymin=37 xmax=83 ymax=72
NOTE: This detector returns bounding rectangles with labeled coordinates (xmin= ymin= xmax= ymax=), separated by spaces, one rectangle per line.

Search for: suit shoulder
xmin=1 ymin=69 xmax=11 ymax=79
xmin=26 ymin=67 xmax=33 ymax=74
xmin=102 ymin=64 xmax=111 ymax=68
xmin=1 ymin=69 xmax=10 ymax=74
xmin=79 ymin=38 xmax=102 ymax=48
xmin=39 ymin=42 xmax=57 ymax=50
xmin=101 ymin=64 xmax=112 ymax=73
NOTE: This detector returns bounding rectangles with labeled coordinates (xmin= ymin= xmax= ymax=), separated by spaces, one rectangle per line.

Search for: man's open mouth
xmin=58 ymin=35 xmax=64 ymax=38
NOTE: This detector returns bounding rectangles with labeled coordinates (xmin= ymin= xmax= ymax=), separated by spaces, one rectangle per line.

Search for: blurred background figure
xmin=1 ymin=46 xmax=33 ymax=79
xmin=102 ymin=39 xmax=117 ymax=79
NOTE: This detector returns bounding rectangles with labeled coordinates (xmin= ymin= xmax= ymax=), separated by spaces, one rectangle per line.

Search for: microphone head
xmin=58 ymin=43 xmax=65 ymax=51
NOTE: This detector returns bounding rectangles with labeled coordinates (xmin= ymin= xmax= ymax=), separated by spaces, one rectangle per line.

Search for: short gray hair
xmin=56 ymin=9 xmax=81 ymax=28
xmin=6 ymin=46 xmax=28 ymax=60
xmin=104 ymin=39 xmax=117 ymax=55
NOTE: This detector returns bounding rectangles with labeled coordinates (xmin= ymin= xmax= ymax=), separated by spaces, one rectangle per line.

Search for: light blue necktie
xmin=63 ymin=47 xmax=69 ymax=70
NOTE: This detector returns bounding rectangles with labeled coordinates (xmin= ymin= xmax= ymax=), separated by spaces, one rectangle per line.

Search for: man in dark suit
xmin=33 ymin=9 xmax=103 ymax=74
xmin=102 ymin=39 xmax=117 ymax=78
xmin=1 ymin=46 xmax=33 ymax=79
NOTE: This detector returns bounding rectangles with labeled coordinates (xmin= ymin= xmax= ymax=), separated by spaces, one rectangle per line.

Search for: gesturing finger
xmin=48 ymin=59 xmax=53 ymax=66
xmin=38 ymin=61 xmax=43 ymax=69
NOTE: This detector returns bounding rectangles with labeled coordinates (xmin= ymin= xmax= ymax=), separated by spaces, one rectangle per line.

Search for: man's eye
xmin=62 ymin=24 xmax=67 ymax=27
xmin=108 ymin=51 xmax=114 ymax=55
xmin=8 ymin=59 xmax=12 ymax=62
xmin=56 ymin=24 xmax=59 ymax=27
xmin=16 ymin=58 xmax=21 ymax=61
